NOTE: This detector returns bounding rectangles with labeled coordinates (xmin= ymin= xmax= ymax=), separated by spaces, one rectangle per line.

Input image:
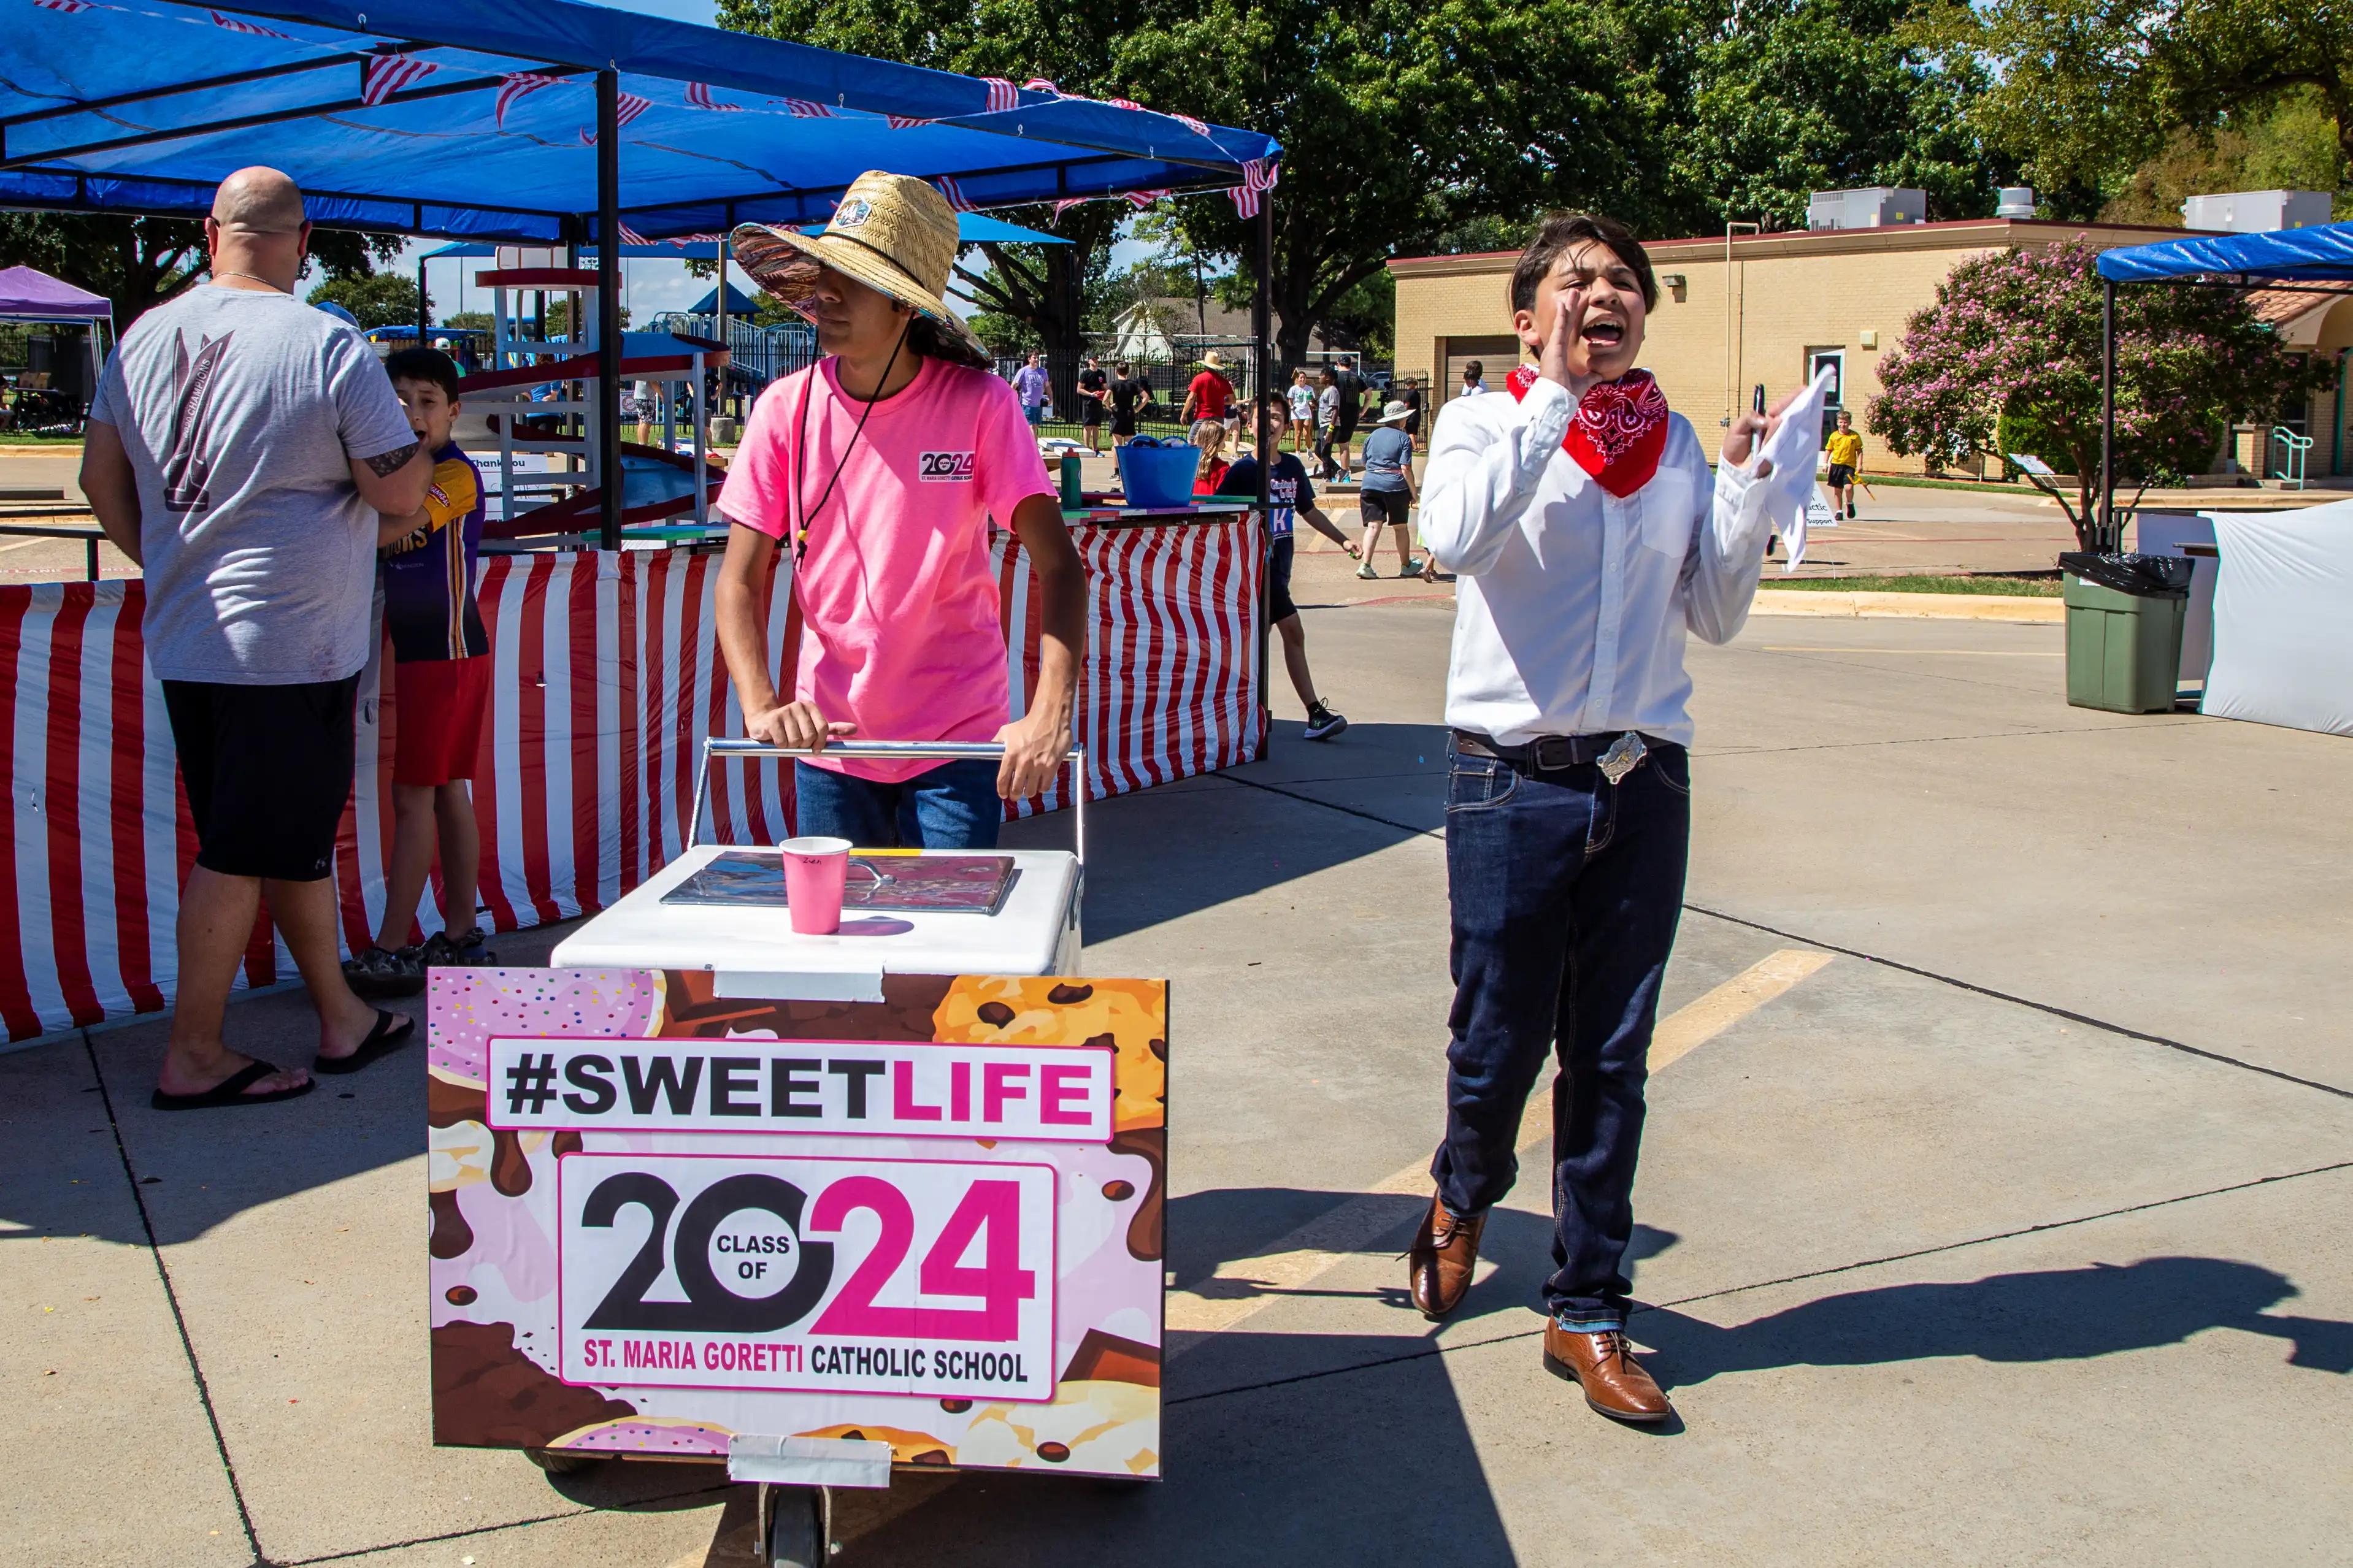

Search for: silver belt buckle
xmin=1597 ymin=732 xmax=1647 ymax=785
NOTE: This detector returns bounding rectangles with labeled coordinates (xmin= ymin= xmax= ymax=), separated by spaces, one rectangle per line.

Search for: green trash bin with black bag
xmin=2060 ymin=551 xmax=2195 ymax=713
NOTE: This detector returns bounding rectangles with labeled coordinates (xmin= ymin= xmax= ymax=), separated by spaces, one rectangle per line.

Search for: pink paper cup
xmin=780 ymin=835 xmax=854 ymax=934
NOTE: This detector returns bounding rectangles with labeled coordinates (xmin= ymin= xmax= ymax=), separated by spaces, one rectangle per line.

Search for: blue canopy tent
xmin=419 ymin=216 xmax=1070 ymax=353
xmin=0 ymin=0 xmax=1280 ymax=543
xmin=2093 ymin=223 xmax=2353 ymax=549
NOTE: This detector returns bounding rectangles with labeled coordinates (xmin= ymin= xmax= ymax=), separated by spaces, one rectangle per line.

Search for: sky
xmin=385 ymin=0 xmax=1157 ymax=330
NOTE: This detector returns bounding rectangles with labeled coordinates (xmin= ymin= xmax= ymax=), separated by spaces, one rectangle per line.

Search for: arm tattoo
xmin=365 ymin=440 xmax=421 ymax=478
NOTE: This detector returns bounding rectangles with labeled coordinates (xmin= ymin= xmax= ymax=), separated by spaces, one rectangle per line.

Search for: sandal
xmin=315 ymin=1009 xmax=415 ymax=1077
xmin=151 ymin=1059 xmax=315 ymax=1112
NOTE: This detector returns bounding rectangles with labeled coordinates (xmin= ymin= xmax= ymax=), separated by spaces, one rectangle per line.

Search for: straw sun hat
xmin=731 ymin=170 xmax=986 ymax=356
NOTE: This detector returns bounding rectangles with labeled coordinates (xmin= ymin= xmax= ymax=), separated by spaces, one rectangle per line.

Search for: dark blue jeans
xmin=791 ymin=759 xmax=1002 ymax=849
xmin=1430 ymin=736 xmax=1691 ymax=1329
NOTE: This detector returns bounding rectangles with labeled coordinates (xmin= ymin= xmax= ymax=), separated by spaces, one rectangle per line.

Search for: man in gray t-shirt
xmin=81 ymin=167 xmax=432 ymax=1111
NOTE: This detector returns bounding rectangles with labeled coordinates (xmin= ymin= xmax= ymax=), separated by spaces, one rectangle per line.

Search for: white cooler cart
xmin=543 ymin=740 xmax=1088 ymax=1566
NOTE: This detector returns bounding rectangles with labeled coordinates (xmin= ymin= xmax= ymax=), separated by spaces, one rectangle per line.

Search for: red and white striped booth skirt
xmin=0 ymin=519 xmax=1263 ymax=1044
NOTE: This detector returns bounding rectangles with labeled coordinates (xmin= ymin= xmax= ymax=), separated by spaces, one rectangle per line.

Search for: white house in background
xmin=1104 ymin=296 xmax=1347 ymax=362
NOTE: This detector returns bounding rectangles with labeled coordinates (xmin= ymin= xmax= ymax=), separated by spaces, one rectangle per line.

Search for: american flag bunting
xmin=886 ymin=113 xmax=938 ymax=129
xmin=360 ymin=53 xmax=436 ymax=107
xmin=210 ymin=8 xmax=290 ymax=37
xmin=981 ymin=77 xmax=1017 ymax=113
xmin=935 ymin=176 xmax=978 ymax=213
xmin=783 ymin=99 xmax=837 ymax=118
xmin=494 ymin=72 xmax=562 ymax=128
xmin=684 ymin=83 xmax=742 ymax=111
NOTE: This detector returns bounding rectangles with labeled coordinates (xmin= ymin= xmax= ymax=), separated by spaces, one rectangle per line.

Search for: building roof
xmin=1387 ymin=218 xmax=2194 ymax=275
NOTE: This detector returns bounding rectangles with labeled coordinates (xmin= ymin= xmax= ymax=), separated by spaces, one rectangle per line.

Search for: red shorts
xmin=393 ymin=656 xmax=491 ymax=786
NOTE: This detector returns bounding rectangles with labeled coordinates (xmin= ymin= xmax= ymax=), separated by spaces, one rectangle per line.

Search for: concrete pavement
xmin=7 ymin=597 xmax=2351 ymax=1566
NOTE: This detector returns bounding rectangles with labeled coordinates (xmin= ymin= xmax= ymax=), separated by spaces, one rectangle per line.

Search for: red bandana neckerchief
xmin=1506 ymin=364 xmax=1670 ymax=497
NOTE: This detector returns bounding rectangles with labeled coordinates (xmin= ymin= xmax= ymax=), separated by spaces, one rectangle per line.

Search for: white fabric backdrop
xmin=2201 ymin=500 xmax=2353 ymax=737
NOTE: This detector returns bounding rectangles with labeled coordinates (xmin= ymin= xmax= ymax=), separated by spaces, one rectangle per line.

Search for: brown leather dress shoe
xmin=1543 ymin=1322 xmax=1673 ymax=1423
xmin=1406 ymin=1193 xmax=1486 ymax=1320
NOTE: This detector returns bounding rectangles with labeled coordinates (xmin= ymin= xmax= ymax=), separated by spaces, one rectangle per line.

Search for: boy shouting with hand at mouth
xmin=1406 ymin=213 xmax=1794 ymax=1426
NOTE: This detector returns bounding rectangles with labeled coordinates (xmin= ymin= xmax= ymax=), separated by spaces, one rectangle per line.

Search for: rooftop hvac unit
xmin=1805 ymin=188 xmax=1928 ymax=231
xmin=2180 ymin=191 xmax=2333 ymax=233
xmin=1994 ymin=187 xmax=2036 ymax=219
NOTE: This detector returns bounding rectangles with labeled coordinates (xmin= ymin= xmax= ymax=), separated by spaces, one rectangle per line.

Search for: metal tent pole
xmin=2100 ymin=277 xmax=2116 ymax=551
xmin=1252 ymin=191 xmax=1274 ymax=757
xmin=415 ymin=257 xmax=428 ymax=347
xmin=596 ymin=67 xmax=624 ymax=551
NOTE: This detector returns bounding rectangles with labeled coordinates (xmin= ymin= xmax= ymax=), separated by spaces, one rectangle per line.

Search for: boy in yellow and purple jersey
xmin=344 ymin=346 xmax=492 ymax=998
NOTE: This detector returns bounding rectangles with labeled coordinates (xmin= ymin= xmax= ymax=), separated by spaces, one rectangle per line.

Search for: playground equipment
xmin=453 ymin=266 xmax=731 ymax=541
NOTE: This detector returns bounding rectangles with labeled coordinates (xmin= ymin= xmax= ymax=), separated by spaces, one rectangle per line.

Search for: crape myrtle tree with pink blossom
xmin=1868 ymin=239 xmax=2330 ymax=551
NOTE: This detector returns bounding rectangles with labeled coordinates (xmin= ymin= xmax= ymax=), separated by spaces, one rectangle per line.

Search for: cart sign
xmin=429 ymin=970 xmax=1166 ymax=1480
xmin=557 ymin=1152 xmax=1058 ymax=1400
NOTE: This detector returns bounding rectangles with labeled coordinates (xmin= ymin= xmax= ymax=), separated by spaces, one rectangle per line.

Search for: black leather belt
xmin=1453 ymin=729 xmax=1659 ymax=776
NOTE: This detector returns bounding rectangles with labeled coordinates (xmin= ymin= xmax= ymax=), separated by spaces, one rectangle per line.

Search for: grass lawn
xmin=1766 ymin=574 xmax=2063 ymax=597
xmin=0 ymin=432 xmax=83 ymax=447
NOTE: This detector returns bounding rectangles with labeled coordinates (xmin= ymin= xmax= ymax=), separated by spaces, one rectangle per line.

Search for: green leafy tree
xmin=718 ymin=0 xmax=1134 ymax=367
xmin=307 ymin=271 xmax=426 ymax=331
xmin=1675 ymin=0 xmax=2003 ymax=229
xmin=1124 ymin=0 xmax=1697 ymax=362
xmin=1914 ymin=0 xmax=2353 ymax=208
xmin=2098 ymin=88 xmax=2347 ymax=226
xmin=0 ymin=213 xmax=399 ymax=328
xmin=1868 ymin=239 xmax=2332 ymax=548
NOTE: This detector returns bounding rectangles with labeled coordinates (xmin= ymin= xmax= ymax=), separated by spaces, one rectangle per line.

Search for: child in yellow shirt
xmin=1824 ymin=409 xmax=1864 ymax=519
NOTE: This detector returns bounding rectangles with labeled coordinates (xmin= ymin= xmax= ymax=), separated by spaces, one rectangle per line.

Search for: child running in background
xmin=1288 ymin=368 xmax=1317 ymax=453
xmin=1220 ymin=392 xmax=1354 ymax=740
xmin=1824 ymin=408 xmax=1864 ymax=519
xmin=1191 ymin=417 xmax=1231 ymax=494
xmin=343 ymin=346 xmax=492 ymax=998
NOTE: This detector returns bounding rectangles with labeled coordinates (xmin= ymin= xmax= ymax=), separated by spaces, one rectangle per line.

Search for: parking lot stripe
xmin=1166 ymin=948 xmax=1833 ymax=1344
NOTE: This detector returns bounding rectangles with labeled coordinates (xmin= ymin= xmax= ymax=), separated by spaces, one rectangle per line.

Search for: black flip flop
xmin=314 ymin=1009 xmax=415 ymax=1077
xmin=151 ymin=1060 xmax=317 ymax=1112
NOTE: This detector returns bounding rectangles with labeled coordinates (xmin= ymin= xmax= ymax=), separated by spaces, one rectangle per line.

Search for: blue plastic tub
xmin=1116 ymin=438 xmax=1203 ymax=510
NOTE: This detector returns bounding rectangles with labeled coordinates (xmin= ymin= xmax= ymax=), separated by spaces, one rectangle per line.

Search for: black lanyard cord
xmin=789 ymin=319 xmax=913 ymax=568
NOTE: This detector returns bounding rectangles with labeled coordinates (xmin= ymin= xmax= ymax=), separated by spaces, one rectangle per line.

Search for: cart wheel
xmin=523 ymin=1447 xmax=602 ymax=1475
xmin=766 ymin=1486 xmax=826 ymax=1567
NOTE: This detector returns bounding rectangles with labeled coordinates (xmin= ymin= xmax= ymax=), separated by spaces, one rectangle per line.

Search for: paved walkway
xmin=9 ymin=592 xmax=2349 ymax=1567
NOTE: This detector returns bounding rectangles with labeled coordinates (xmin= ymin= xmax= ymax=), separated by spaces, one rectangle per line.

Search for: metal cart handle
xmin=691 ymin=738 xmax=1086 ymax=867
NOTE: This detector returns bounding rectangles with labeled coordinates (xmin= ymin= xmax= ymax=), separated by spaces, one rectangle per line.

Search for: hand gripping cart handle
xmin=689 ymin=739 xmax=1086 ymax=870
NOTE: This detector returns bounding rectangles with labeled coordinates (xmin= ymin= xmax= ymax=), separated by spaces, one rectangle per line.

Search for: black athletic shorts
xmin=1826 ymin=462 xmax=1855 ymax=487
xmin=1267 ymin=535 xmax=1297 ymax=623
xmin=163 ymin=674 xmax=360 ymax=881
xmin=1358 ymin=488 xmax=1411 ymax=526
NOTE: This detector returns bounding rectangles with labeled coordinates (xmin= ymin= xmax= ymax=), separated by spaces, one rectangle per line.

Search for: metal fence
xmin=648 ymin=312 xmax=818 ymax=415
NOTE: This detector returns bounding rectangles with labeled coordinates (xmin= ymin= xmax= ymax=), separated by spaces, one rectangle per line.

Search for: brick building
xmin=1386 ymin=218 xmax=2274 ymax=477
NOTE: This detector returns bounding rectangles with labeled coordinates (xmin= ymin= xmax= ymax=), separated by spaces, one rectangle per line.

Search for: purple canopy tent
xmin=0 ymin=265 xmax=112 ymax=421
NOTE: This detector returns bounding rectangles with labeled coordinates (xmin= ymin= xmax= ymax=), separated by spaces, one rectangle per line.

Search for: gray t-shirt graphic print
xmin=89 ymin=285 xmax=415 ymax=684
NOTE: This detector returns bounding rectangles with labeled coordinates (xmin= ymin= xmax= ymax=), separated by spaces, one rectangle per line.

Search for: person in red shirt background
xmin=1181 ymin=349 xmax=1235 ymax=430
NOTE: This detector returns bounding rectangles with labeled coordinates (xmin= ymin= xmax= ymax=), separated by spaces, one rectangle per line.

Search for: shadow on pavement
xmin=829 ymin=1329 xmax=1518 ymax=1568
xmin=1638 ymin=1256 xmax=2353 ymax=1384
xmin=1007 ymin=724 xmax=1446 ymax=947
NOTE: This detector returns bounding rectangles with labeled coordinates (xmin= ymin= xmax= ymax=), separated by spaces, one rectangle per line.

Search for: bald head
xmin=205 ymin=167 xmax=309 ymax=293
xmin=211 ymin=167 xmax=305 ymax=234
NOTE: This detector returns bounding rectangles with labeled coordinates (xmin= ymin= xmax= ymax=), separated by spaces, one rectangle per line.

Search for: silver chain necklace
xmin=211 ymin=272 xmax=289 ymax=293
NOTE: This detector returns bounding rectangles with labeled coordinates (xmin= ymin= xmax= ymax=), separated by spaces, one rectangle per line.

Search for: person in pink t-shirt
xmin=714 ymin=173 xmax=1084 ymax=849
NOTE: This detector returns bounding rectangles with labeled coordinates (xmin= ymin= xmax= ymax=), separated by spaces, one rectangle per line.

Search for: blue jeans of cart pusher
xmin=1429 ymin=735 xmax=1691 ymax=1330
xmin=792 ymin=759 xmax=1002 ymax=850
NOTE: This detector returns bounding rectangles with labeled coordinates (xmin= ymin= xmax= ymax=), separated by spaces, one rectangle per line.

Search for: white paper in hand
xmin=1748 ymin=367 xmax=1839 ymax=573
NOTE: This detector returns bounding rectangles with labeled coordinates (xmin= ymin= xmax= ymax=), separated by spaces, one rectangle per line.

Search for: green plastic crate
xmin=2063 ymin=573 xmax=2187 ymax=714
